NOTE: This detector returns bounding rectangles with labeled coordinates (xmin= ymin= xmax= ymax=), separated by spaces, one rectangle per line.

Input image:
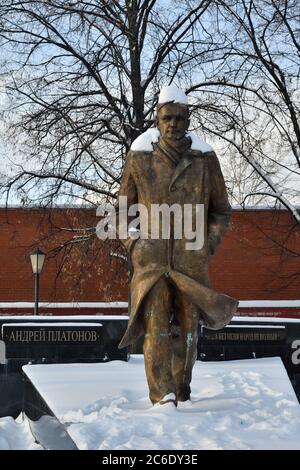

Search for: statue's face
xmin=156 ymin=103 xmax=189 ymax=141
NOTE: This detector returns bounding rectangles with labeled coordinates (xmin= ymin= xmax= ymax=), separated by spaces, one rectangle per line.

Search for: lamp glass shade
xmin=30 ymin=248 xmax=46 ymax=274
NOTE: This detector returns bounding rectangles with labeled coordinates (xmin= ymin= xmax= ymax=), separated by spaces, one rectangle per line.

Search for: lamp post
xmin=30 ymin=248 xmax=46 ymax=316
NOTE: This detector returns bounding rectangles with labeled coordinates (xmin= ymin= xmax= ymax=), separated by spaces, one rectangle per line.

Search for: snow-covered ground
xmin=17 ymin=356 xmax=300 ymax=450
xmin=0 ymin=414 xmax=42 ymax=450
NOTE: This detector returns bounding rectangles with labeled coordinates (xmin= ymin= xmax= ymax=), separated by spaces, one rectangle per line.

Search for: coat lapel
xmin=169 ymin=152 xmax=193 ymax=191
xmin=153 ymin=148 xmax=175 ymax=169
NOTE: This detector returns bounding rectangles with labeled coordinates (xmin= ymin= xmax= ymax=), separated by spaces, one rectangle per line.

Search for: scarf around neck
xmin=154 ymin=135 xmax=192 ymax=166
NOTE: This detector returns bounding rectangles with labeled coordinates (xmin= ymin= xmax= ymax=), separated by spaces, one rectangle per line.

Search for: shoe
xmin=158 ymin=393 xmax=177 ymax=406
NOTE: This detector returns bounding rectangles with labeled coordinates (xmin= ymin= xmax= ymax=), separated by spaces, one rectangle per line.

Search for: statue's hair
xmin=156 ymin=101 xmax=189 ymax=117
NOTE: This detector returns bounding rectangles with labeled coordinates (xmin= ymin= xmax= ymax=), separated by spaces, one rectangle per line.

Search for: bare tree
xmin=0 ymin=0 xmax=211 ymax=207
xmin=188 ymin=0 xmax=300 ymax=221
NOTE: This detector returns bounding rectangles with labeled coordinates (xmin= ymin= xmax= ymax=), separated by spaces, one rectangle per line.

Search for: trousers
xmin=142 ymin=275 xmax=200 ymax=404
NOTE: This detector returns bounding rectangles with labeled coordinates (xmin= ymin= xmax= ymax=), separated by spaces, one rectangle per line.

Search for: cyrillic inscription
xmin=7 ymin=328 xmax=99 ymax=343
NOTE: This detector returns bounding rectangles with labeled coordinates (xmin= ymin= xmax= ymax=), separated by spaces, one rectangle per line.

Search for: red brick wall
xmin=0 ymin=207 xmax=128 ymax=304
xmin=0 ymin=207 xmax=299 ymax=312
xmin=210 ymin=210 xmax=300 ymax=299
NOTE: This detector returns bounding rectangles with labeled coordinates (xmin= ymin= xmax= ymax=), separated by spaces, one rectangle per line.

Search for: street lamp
xmin=30 ymin=248 xmax=46 ymax=316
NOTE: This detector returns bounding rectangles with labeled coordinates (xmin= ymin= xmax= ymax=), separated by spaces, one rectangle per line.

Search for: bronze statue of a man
xmin=117 ymin=85 xmax=238 ymax=406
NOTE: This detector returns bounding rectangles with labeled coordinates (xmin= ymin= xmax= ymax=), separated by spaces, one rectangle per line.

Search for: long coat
xmin=117 ymin=134 xmax=238 ymax=348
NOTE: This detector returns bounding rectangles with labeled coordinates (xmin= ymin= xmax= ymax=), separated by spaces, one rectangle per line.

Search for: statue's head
xmin=156 ymin=85 xmax=190 ymax=142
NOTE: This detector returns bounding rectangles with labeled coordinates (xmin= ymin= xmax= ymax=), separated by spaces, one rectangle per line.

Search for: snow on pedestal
xmin=0 ymin=415 xmax=42 ymax=450
xmin=22 ymin=356 xmax=300 ymax=450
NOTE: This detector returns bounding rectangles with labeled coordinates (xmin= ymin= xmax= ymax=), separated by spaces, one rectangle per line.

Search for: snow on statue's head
xmin=156 ymin=85 xmax=189 ymax=116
